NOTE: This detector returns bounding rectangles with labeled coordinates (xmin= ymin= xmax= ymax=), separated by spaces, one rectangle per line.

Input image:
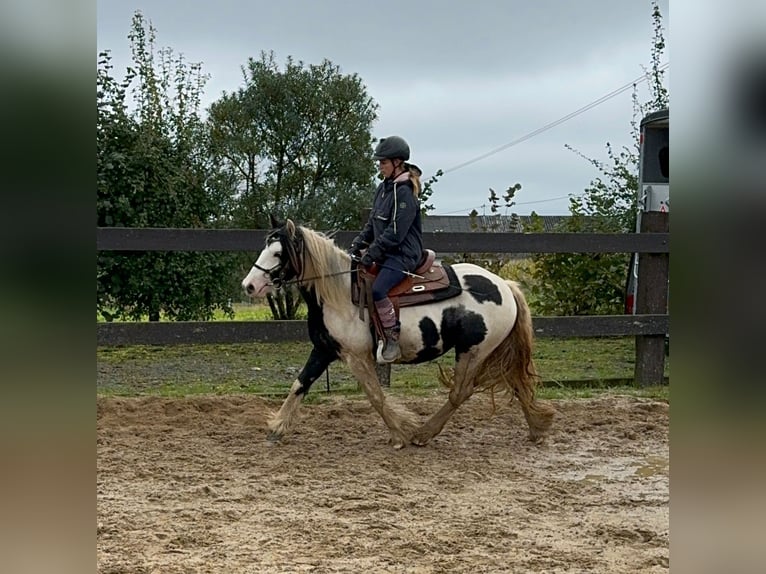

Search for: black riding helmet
xmin=373 ymin=136 xmax=410 ymax=161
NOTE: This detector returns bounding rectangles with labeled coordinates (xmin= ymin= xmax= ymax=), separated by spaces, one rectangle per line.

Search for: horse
xmin=241 ymin=216 xmax=555 ymax=448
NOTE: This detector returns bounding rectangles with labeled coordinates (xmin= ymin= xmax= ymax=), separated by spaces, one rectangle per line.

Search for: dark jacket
xmin=353 ymin=171 xmax=423 ymax=270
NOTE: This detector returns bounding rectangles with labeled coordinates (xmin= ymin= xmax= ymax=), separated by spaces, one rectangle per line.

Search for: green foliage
xmin=525 ymin=215 xmax=629 ymax=316
xmin=498 ymin=257 xmax=537 ymax=290
xmin=97 ymin=11 xmax=238 ymax=322
xmin=527 ymin=2 xmax=669 ymax=316
xmin=96 ymin=302 xmax=303 ymax=322
xmin=488 ymin=183 xmax=522 ymax=214
xmin=419 ymin=169 xmax=443 ymax=215
xmin=207 ymin=51 xmax=379 ymax=231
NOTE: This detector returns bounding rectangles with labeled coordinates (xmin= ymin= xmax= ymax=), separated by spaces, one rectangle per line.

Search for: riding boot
xmin=380 ymin=324 xmax=401 ymax=363
xmin=374 ymin=297 xmax=401 ymax=364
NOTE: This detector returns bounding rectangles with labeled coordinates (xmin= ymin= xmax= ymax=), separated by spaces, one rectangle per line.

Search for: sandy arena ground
xmin=97 ymin=393 xmax=668 ymax=573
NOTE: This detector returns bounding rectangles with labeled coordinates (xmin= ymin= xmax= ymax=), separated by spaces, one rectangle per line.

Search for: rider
xmin=349 ymin=136 xmax=423 ymax=363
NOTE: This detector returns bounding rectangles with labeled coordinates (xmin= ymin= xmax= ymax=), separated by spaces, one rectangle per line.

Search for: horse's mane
xmin=297 ymin=225 xmax=351 ymax=309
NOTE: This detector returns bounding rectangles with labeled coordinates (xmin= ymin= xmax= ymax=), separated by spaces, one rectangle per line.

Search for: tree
xmin=526 ymin=1 xmax=669 ymax=315
xmin=97 ymin=11 xmax=238 ymax=322
xmin=207 ymin=51 xmax=379 ymax=318
xmin=208 ymin=51 xmax=379 ymax=230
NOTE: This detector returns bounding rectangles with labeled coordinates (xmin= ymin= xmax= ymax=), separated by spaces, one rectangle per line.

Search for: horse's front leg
xmin=268 ymin=346 xmax=334 ymax=442
xmin=345 ymin=354 xmax=421 ymax=449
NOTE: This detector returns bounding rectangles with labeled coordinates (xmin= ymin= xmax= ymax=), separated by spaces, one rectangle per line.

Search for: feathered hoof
xmin=410 ymin=430 xmax=432 ymax=447
xmin=527 ymin=431 xmax=547 ymax=445
xmin=388 ymin=432 xmax=410 ymax=450
xmin=266 ymin=430 xmax=283 ymax=443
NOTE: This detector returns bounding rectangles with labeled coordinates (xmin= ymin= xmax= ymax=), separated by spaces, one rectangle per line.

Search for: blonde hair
xmin=408 ymin=165 xmax=422 ymax=198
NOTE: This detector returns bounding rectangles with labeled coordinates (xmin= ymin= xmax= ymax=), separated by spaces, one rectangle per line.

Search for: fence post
xmin=634 ymin=211 xmax=669 ymax=386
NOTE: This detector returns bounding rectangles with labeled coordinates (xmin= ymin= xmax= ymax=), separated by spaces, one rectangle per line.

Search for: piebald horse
xmin=242 ymin=217 xmax=554 ymax=448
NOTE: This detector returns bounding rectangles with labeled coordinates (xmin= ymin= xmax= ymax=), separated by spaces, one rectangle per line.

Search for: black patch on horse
xmin=410 ymin=316 xmax=443 ymax=364
xmin=462 ymin=274 xmax=502 ymax=306
xmin=440 ymin=306 xmax=488 ymax=359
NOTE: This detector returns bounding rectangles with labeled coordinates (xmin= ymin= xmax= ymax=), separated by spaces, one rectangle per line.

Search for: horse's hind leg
xmin=411 ymin=350 xmax=480 ymax=446
xmin=345 ymin=354 xmax=420 ymax=449
xmin=514 ymin=379 xmax=555 ymax=443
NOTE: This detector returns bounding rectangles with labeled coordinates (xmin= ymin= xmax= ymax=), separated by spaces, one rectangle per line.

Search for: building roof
xmin=422 ymin=214 xmax=570 ymax=233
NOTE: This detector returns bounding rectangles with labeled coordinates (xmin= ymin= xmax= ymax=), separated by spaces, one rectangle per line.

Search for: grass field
xmin=98 ymin=302 xmax=280 ymax=322
xmin=98 ymin=298 xmax=668 ymax=402
xmin=97 ymin=336 xmax=669 ymax=402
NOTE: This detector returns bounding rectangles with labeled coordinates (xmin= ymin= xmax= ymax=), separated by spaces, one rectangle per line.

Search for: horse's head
xmin=242 ymin=215 xmax=304 ymax=298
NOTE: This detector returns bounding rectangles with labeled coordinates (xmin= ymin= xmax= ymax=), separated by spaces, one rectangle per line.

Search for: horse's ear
xmin=269 ymin=213 xmax=283 ymax=229
xmin=285 ymin=219 xmax=296 ymax=237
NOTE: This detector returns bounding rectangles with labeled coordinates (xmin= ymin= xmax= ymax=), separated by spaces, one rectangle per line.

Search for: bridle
xmin=254 ymin=227 xmax=305 ymax=289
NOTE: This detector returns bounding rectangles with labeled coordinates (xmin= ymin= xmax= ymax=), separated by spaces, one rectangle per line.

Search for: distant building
xmin=422 ymin=214 xmax=570 ymax=234
xmin=422 ymin=214 xmax=572 ymax=261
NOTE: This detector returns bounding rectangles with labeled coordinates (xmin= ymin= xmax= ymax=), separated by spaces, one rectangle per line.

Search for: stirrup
xmin=377 ymin=340 xmax=401 ymax=364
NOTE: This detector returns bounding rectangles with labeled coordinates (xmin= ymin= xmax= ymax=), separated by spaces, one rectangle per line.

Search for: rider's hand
xmin=348 ymin=247 xmax=362 ymax=261
xmin=360 ymin=252 xmax=375 ymax=268
xmin=347 ymin=241 xmax=364 ymax=260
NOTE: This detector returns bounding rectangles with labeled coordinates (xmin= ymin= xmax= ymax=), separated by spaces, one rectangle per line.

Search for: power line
xmin=517 ymin=195 xmax=572 ymax=205
xmin=435 ymin=195 xmax=573 ymax=215
xmin=437 ymin=205 xmax=484 ymax=215
xmin=439 ymin=62 xmax=669 ymax=175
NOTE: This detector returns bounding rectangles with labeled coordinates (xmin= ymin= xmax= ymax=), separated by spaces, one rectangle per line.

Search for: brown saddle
xmin=352 ymin=250 xmax=462 ymax=328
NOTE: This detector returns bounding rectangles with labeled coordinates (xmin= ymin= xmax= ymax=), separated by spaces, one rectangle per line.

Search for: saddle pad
xmin=395 ymin=263 xmax=462 ymax=307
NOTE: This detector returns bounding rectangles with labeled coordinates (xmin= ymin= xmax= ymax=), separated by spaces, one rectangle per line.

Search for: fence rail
xmin=97 ymin=314 xmax=669 ymax=347
xmin=97 ymin=228 xmax=669 ymax=254
xmin=96 ymin=225 xmax=670 ymax=385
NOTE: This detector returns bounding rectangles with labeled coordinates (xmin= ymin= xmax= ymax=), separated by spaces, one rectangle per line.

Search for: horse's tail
xmin=477 ymin=281 xmax=555 ymax=441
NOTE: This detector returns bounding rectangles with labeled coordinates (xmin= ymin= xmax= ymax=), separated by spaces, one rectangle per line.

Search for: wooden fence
xmin=97 ymin=216 xmax=669 ymax=386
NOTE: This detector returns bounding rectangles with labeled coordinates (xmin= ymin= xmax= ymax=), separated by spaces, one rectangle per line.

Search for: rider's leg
xmin=372 ymin=261 xmax=407 ymax=363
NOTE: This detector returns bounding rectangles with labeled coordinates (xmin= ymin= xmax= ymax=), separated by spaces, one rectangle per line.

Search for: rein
xmin=259 ymin=226 xmax=495 ymax=300
xmin=279 ymin=268 xmax=355 ymax=288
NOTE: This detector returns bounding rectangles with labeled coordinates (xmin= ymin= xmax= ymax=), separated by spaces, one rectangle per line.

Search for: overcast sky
xmin=97 ymin=0 xmax=670 ymax=216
